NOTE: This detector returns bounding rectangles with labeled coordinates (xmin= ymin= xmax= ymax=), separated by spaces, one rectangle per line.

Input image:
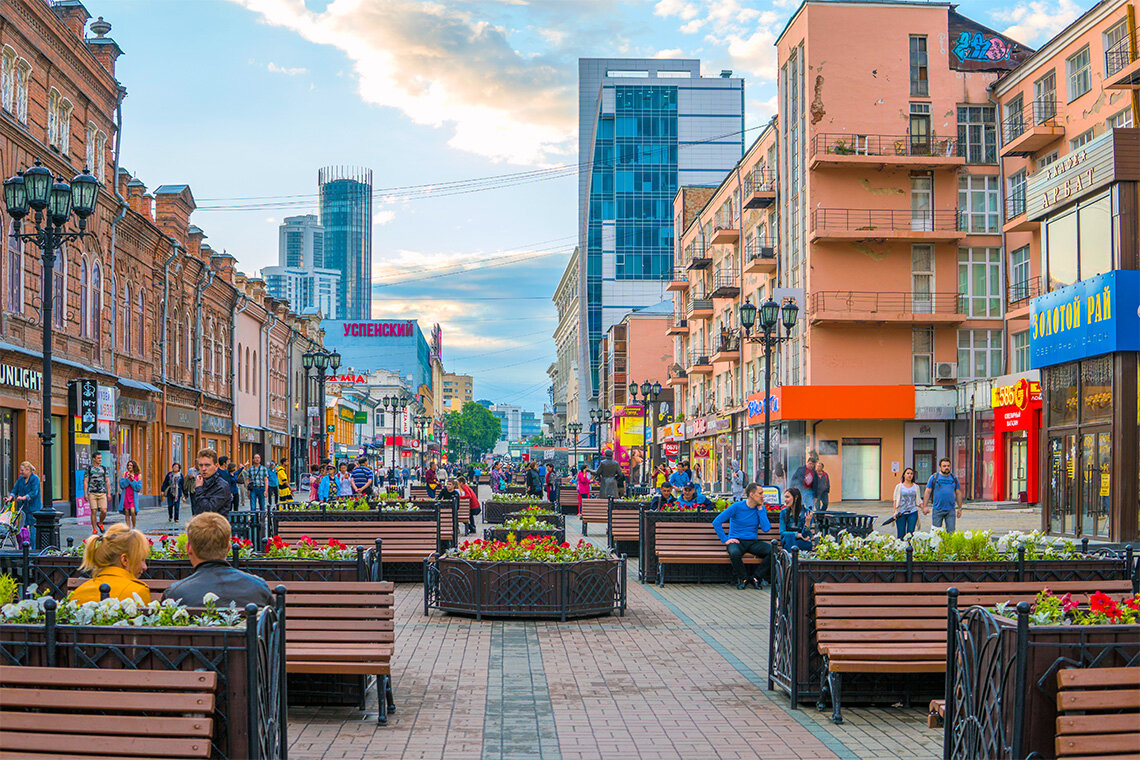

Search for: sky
xmin=102 ymin=0 xmax=1087 ymax=413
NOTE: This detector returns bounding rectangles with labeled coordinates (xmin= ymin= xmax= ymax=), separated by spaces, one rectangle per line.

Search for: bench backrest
xmin=559 ymin=490 xmax=579 ymax=507
xmin=1055 ymin=666 xmax=1140 ymax=759
xmin=654 ymin=521 xmax=776 ymax=554
xmin=0 ymin=665 xmax=217 ymax=759
xmin=409 ymin=486 xmax=429 ymax=499
xmin=275 ymin=580 xmax=396 ymax=648
xmin=277 ymin=520 xmax=437 ymax=551
xmin=580 ymin=498 xmax=608 ymax=524
xmin=610 ymin=506 xmax=641 ymax=543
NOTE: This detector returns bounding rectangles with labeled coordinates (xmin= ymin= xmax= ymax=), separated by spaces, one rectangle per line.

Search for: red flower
xmin=1124 ymin=596 xmax=1140 ymax=612
xmin=1090 ymin=591 xmax=1123 ymax=621
xmin=561 ymin=542 xmax=570 ymax=548
xmin=1060 ymin=593 xmax=1077 ymax=612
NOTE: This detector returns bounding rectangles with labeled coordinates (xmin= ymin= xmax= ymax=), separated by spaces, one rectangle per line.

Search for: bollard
xmin=66 ymin=536 xmax=74 ymax=549
xmin=99 ymin=583 xmax=110 ymax=601
xmin=20 ymin=541 xmax=30 ymax=599
xmin=34 ymin=507 xmax=61 ymax=552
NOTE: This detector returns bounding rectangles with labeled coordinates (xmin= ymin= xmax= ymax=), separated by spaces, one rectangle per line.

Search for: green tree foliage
xmin=445 ymin=402 xmax=502 ymax=459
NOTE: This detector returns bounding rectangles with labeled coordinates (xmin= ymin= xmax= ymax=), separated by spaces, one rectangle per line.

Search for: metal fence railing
xmin=812 ymin=132 xmax=959 ymax=158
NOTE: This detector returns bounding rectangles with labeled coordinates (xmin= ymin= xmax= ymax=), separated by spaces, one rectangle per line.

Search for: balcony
xmin=810 ymin=133 xmax=964 ymax=170
xmin=711 ymin=332 xmax=741 ymax=364
xmin=686 ymin=293 xmax=713 ymax=320
xmin=666 ymin=268 xmax=690 ymax=292
xmin=1105 ymin=30 xmax=1140 ymax=89
xmin=743 ymin=239 xmax=777 ymax=275
xmin=743 ymin=171 xmax=777 ymax=208
xmin=686 ymin=247 xmax=712 ymax=270
xmin=710 ymin=226 xmax=740 ymax=245
xmin=807 ymin=291 xmax=966 ymax=326
xmin=687 ymin=349 xmax=714 ymax=375
xmin=666 ymin=367 xmax=688 ymax=387
xmin=1000 ymin=100 xmax=1064 ymax=157
xmin=810 ymin=209 xmax=966 ymax=242
xmin=666 ymin=315 xmax=689 ymax=335
xmin=1008 ymin=276 xmax=1042 ymax=308
xmin=709 ymin=272 xmax=740 ymax=299
xmin=1003 ymin=193 xmax=1039 ymax=233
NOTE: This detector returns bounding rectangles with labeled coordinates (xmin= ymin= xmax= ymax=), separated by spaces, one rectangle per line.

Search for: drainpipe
xmin=261 ymin=311 xmax=278 ymax=432
xmin=108 ymin=84 xmax=127 ymax=373
xmin=192 ymin=266 xmax=216 ymax=390
xmin=231 ymin=293 xmax=251 ymax=455
xmin=159 ymin=238 xmax=180 ymax=470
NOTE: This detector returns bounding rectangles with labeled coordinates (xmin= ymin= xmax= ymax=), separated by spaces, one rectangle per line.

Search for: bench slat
xmin=1058 ymin=689 xmax=1140 ymax=712
xmin=1059 ymin=667 xmax=1140 ymax=689
xmin=1057 ymin=714 xmax=1140 ymax=736
xmin=829 ymin=660 xmax=945 ymax=674
xmin=287 ymin=662 xmax=392 ymax=675
xmin=1056 ymin=734 xmax=1140 ymax=757
xmin=0 ymin=712 xmax=212 ymax=738
xmin=0 ymin=731 xmax=211 ymax=759
xmin=0 ymin=667 xmax=216 ymax=691
xmin=814 ymin=581 xmax=1134 ymax=594
xmin=0 ymin=687 xmax=214 ymax=713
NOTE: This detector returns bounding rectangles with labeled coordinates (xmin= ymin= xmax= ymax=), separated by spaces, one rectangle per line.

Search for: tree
xmin=445 ymin=401 xmax=501 ymax=460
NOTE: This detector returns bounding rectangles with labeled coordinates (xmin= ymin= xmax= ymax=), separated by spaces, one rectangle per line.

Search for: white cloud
xmin=655 ymin=48 xmax=685 ymax=58
xmin=374 ymin=209 xmax=396 ymax=226
xmin=232 ymin=0 xmax=577 ymax=164
xmin=653 ymin=0 xmax=779 ymax=81
xmin=991 ymin=0 xmax=1083 ymax=47
xmin=267 ymin=61 xmax=307 ymax=76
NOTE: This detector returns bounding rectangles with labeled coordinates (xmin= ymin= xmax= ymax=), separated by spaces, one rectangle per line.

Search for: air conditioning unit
xmin=758 ymin=246 xmax=775 ymax=258
xmin=935 ymin=362 xmax=958 ymax=382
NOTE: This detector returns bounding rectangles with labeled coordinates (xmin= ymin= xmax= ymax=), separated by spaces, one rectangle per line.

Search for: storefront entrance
xmin=0 ymin=410 xmax=16 ymax=497
xmin=841 ymin=438 xmax=881 ymax=500
xmin=1006 ymin=432 xmax=1028 ymax=501
xmin=912 ymin=437 xmax=936 ymax=487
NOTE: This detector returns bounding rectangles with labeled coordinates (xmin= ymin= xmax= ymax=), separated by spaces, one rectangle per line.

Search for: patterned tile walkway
xmin=285 ymin=515 xmax=939 ymax=760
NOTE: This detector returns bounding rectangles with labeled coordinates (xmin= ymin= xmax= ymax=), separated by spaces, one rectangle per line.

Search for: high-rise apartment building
xmin=278 ymin=214 xmax=324 ymax=268
xmin=264 ymin=214 xmax=341 ymax=317
xmin=319 ymin=166 xmax=373 ymax=321
xmin=550 ymin=250 xmax=580 ymax=436
xmin=488 ymin=404 xmax=522 ymax=441
xmin=577 ymin=58 xmax=744 ymax=426
xmin=440 ymin=373 xmax=473 ymax=410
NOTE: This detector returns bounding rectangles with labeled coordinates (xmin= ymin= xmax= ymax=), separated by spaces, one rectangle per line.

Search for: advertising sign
xmin=611 ymin=405 xmax=645 ymax=476
xmin=72 ymin=379 xmax=97 ymax=434
xmin=1030 ymin=270 xmax=1140 ymax=368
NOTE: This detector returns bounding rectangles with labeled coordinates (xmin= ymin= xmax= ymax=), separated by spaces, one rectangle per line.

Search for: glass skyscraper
xmin=577 ymin=59 xmax=744 ymax=420
xmin=319 ymin=166 xmax=373 ymax=321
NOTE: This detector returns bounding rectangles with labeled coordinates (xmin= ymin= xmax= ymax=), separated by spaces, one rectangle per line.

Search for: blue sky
xmin=104 ymin=0 xmax=1084 ymax=413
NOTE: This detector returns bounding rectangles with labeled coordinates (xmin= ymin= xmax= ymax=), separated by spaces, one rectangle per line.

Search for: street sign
xmin=71 ymin=378 xmax=97 ymax=434
xmin=327 ymin=424 xmax=335 ymax=433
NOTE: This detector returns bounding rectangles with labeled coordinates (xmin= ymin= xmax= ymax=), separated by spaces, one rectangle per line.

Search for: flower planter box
xmin=0 ymin=603 xmax=285 ymax=760
xmin=502 ymin=512 xmax=563 ymax=529
xmin=424 ymin=554 xmax=626 ymax=621
xmin=768 ymin=547 xmax=1135 ymax=706
xmin=946 ymin=602 xmax=1140 ymax=760
xmin=482 ymin=527 xmax=566 ymax=544
xmin=482 ymin=500 xmax=553 ymax=524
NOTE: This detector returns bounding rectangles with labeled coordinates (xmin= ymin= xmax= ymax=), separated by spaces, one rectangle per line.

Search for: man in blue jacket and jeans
xmin=922 ymin=457 xmax=963 ymax=531
xmin=713 ymin=482 xmax=773 ymax=590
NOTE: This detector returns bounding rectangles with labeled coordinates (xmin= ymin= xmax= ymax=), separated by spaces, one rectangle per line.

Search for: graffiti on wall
xmin=948 ymin=11 xmax=1031 ymax=72
xmin=952 ymin=32 xmax=1015 ymax=64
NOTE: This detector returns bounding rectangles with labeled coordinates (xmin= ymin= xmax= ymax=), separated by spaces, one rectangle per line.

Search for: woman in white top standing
xmin=890 ymin=467 xmax=921 ymax=538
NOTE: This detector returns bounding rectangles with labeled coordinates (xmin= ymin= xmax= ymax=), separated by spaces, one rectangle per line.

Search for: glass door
xmin=912 ymin=437 xmax=936 ymax=486
xmin=911 ymin=174 xmax=933 ymax=231
xmin=0 ymin=411 xmax=12 ymax=499
xmin=841 ymin=441 xmax=882 ymax=500
xmin=911 ymin=245 xmax=934 ymax=314
xmin=1007 ymin=432 xmax=1028 ymax=501
xmin=1077 ymin=431 xmax=1111 ymax=538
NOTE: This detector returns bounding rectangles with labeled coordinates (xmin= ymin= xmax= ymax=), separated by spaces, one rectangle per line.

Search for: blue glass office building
xmin=321 ymin=320 xmax=432 ymax=396
xmin=577 ymin=59 xmax=744 ymax=419
xmin=319 ymin=166 xmax=373 ymax=321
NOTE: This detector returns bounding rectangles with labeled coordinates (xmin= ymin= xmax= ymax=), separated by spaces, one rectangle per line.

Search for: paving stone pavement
xmin=283 ymin=505 xmax=982 ymax=760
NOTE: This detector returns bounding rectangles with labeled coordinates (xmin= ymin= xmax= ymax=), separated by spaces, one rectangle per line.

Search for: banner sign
xmin=1030 ymin=270 xmax=1140 ymax=368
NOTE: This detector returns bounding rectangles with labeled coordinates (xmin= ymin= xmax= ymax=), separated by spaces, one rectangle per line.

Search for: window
xmin=47 ymin=88 xmax=59 ymax=147
xmin=52 ymin=250 xmax=64 ymax=328
xmin=910 ymin=35 xmax=929 ymax=96
xmin=957 ymin=106 xmax=997 ymax=163
xmin=94 ymin=131 xmax=107 ymax=183
xmin=912 ymin=245 xmax=934 ymax=314
xmin=1008 ymin=169 xmax=1027 ymax=217
xmin=1037 ymin=150 xmax=1058 ymax=171
xmin=85 ymin=122 xmax=97 ymax=173
xmin=6 ymin=225 xmax=22 ymax=315
xmin=137 ymin=289 xmax=144 ymax=351
xmin=1004 ymin=93 xmax=1025 ymax=141
xmin=909 ymin=102 xmax=931 ymax=154
xmin=958 ymin=174 xmax=1000 ymax=233
xmin=1010 ymin=245 xmax=1031 ymax=302
xmin=0 ymin=46 xmax=14 ymax=111
xmin=91 ymin=262 xmax=102 ymax=352
xmin=1107 ymin=109 xmax=1133 ymax=129
xmin=957 ymin=329 xmax=1004 ymax=380
xmin=1070 ymin=128 xmax=1094 ymax=150
xmin=958 ymin=247 xmax=1003 ymax=318
xmin=1105 ymin=19 xmax=1130 ymax=74
xmin=122 ymin=283 xmax=130 ymax=353
xmin=78 ymin=258 xmax=88 ymax=335
xmin=1066 ymin=46 xmax=1091 ymax=100
xmin=1033 ymin=72 xmax=1057 ymax=122
xmin=14 ymin=59 xmax=30 ymax=124
xmin=237 ymin=343 xmax=243 ymax=392
xmin=913 ymin=328 xmax=934 ymax=384
xmin=58 ymin=99 xmax=72 ymax=154
xmin=911 ymin=173 xmax=933 ymax=230
xmin=1012 ymin=330 xmax=1030 ymax=373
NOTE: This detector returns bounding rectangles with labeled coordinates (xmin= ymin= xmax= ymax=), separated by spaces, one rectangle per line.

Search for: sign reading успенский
xmin=1030 ymin=270 xmax=1140 ymax=368
xmin=341 ymin=322 xmax=414 ymax=337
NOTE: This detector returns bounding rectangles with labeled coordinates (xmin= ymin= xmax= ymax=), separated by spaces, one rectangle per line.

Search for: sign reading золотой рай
xmin=341 ymin=321 xmax=414 ymax=337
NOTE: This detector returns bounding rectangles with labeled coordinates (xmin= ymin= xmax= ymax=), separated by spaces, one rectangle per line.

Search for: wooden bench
xmin=928 ymin=698 xmax=945 ymax=728
xmin=579 ymin=498 xmax=608 ymax=535
xmin=62 ymin=577 xmax=399 ymax=725
xmin=409 ymin=486 xmax=430 ymax=500
xmin=276 ymin=519 xmax=439 ymax=565
xmin=558 ymin=490 xmax=579 ymax=513
xmin=0 ymin=665 xmax=217 ymax=759
xmin=1055 ymin=666 xmax=1140 ymax=760
xmin=654 ymin=521 xmax=779 ymax=586
xmin=814 ymin=580 xmax=1136 ymax=724
xmin=608 ymin=501 xmax=641 ymax=546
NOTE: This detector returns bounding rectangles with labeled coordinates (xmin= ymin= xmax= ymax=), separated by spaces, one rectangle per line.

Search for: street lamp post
xmin=381 ymin=395 xmax=408 ymax=471
xmin=739 ymin=297 xmax=799 ymax=486
xmin=628 ymin=381 xmax=661 ymax=485
xmin=567 ymin=422 xmax=582 ymax=470
xmin=413 ymin=413 xmax=428 ymax=470
xmin=4 ymin=161 xmax=99 ymax=538
xmin=588 ymin=409 xmax=612 ymax=457
xmin=302 ymin=349 xmax=340 ymax=463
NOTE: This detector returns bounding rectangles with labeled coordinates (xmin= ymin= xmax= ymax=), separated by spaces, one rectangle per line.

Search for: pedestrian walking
xmin=337 ymin=462 xmax=355 ymax=498
xmin=424 ymin=463 xmax=438 ymax=497
xmin=266 ymin=460 xmax=280 ymax=508
xmin=888 ymin=467 xmax=921 ymax=538
xmin=575 ymin=464 xmax=591 ymax=515
xmin=352 ymin=456 xmax=376 ymax=497
xmin=161 ymin=463 xmax=184 ymax=524
xmin=729 ymin=460 xmax=745 ymax=501
xmin=192 ymin=449 xmax=231 ymax=516
xmin=10 ymin=461 xmax=41 ymax=546
xmin=246 ymin=454 xmax=269 ymax=511
xmin=789 ymin=456 xmax=819 ymax=511
xmin=308 ymin=464 xmax=321 ymax=502
xmin=816 ymin=462 xmax=831 ymax=511
xmin=119 ymin=460 xmax=142 ymax=531
xmin=84 ymin=451 xmax=110 ymax=535
xmin=922 ymin=458 xmax=963 ymax=532
xmin=186 ymin=463 xmax=199 ymax=515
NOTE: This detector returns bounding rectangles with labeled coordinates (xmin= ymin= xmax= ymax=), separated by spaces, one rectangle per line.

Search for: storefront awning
xmin=118 ymin=378 xmax=162 ymax=393
xmin=746 ymin=385 xmax=916 ymax=425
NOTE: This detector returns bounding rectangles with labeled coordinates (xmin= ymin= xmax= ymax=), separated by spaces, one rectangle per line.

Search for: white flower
xmin=202 ymin=592 xmax=219 ymax=605
xmin=121 ymin=598 xmax=138 ymax=617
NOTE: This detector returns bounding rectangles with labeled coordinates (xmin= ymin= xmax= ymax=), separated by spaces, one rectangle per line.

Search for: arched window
xmin=122 ymin=282 xmax=131 ymax=353
xmin=237 ymin=342 xmax=243 ymax=392
xmin=245 ymin=346 xmax=251 ymax=393
xmin=215 ymin=325 xmax=223 ymax=387
xmin=78 ymin=258 xmax=88 ymax=335
xmin=6 ymin=225 xmax=22 ymax=315
xmin=137 ymin=289 xmax=144 ymax=351
xmin=173 ymin=311 xmax=181 ymax=369
xmin=91 ymin=261 xmax=102 ymax=352
xmin=52 ymin=249 xmax=64 ymax=328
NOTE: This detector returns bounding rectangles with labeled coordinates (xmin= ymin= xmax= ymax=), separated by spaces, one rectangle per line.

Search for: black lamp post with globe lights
xmin=588 ymin=409 xmax=612 ymax=456
xmin=380 ymin=395 xmax=409 ymax=470
xmin=566 ymin=422 xmax=582 ymax=469
xmin=4 ymin=160 xmax=99 ymax=530
xmin=739 ymin=296 xmax=799 ymax=486
xmin=302 ymin=348 xmax=340 ymax=463
xmin=628 ymin=381 xmax=661 ymax=485
xmin=413 ymin=413 xmax=429 ymax=470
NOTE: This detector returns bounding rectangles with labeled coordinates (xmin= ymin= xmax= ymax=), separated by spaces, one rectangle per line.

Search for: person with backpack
xmin=922 ymin=457 xmax=963 ymax=532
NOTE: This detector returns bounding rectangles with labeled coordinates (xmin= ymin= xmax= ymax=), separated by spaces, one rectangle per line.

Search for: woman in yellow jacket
xmin=70 ymin=523 xmax=152 ymax=603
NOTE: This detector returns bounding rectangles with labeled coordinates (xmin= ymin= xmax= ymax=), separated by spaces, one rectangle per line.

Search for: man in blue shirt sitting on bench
xmin=713 ymin=482 xmax=773 ymax=590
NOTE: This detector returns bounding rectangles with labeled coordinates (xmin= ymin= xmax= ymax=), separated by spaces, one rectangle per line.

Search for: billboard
xmin=611 ymin=405 xmax=646 ymax=476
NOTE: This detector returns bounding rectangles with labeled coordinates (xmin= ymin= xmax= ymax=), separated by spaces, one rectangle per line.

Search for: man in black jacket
xmin=192 ymin=449 xmax=232 ymax=516
xmin=162 ymin=512 xmax=273 ymax=608
xmin=649 ymin=482 xmax=679 ymax=511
